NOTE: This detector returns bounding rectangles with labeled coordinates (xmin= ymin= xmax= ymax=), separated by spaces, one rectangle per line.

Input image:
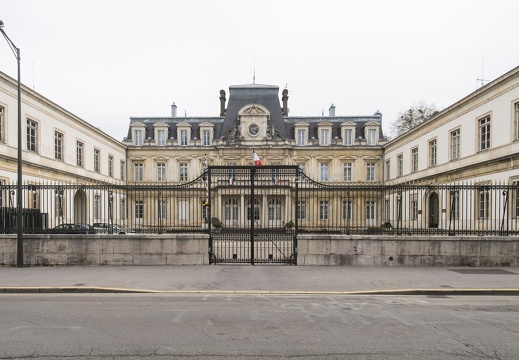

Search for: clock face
xmin=249 ymin=123 xmax=259 ymax=136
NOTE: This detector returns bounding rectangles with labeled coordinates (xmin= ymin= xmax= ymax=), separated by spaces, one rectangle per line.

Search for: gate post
xmin=207 ymin=167 xmax=214 ymax=263
xmin=250 ymin=167 xmax=255 ymax=265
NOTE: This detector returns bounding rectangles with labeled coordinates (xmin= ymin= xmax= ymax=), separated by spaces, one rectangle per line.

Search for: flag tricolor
xmin=253 ymin=148 xmax=262 ymax=166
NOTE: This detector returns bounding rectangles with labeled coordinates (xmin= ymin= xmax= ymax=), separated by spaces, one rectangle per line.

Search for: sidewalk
xmin=1 ymin=265 xmax=519 ymax=295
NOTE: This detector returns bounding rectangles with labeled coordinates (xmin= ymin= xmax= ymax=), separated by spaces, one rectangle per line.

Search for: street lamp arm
xmin=0 ymin=19 xmax=23 ymax=268
xmin=0 ymin=21 xmax=20 ymax=61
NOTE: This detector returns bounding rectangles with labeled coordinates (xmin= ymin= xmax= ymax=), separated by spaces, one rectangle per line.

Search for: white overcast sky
xmin=1 ymin=0 xmax=518 ymax=141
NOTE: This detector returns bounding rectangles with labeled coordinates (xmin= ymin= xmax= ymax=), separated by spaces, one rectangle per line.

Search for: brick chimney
xmin=171 ymin=102 xmax=177 ymax=117
xmin=219 ymin=90 xmax=226 ymax=117
xmin=282 ymin=88 xmax=289 ymax=116
xmin=329 ymin=103 xmax=336 ymax=117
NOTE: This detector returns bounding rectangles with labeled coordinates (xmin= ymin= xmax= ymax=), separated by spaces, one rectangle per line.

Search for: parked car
xmin=50 ymin=223 xmax=97 ymax=234
xmin=92 ymin=222 xmax=135 ymax=234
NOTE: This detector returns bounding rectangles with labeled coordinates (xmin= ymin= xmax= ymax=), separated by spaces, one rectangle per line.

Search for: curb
xmin=1 ymin=287 xmax=519 ymax=295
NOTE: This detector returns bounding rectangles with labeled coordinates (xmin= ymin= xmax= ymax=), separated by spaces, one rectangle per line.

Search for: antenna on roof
xmin=253 ymin=47 xmax=256 ymax=84
xmin=477 ymin=57 xmax=489 ymax=88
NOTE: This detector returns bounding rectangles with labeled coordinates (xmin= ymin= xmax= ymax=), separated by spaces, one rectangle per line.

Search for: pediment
xmin=238 ymin=103 xmax=270 ymax=116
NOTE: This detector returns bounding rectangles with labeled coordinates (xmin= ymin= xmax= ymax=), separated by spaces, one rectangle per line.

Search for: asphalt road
xmin=1 ymin=294 xmax=518 ymax=359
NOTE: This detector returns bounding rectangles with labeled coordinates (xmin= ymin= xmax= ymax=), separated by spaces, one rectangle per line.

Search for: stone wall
xmin=1 ymin=234 xmax=517 ymax=266
xmin=297 ymin=235 xmax=519 ymax=266
xmin=0 ymin=235 xmax=209 ymax=266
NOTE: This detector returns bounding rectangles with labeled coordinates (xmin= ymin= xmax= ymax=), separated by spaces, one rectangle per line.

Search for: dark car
xmin=50 ymin=223 xmax=97 ymax=234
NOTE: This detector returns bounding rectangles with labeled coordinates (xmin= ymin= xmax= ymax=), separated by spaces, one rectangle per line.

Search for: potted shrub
xmin=211 ymin=217 xmax=222 ymax=232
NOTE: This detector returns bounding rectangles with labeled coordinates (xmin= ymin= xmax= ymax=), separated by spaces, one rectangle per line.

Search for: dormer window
xmin=340 ymin=122 xmax=356 ymax=146
xmin=320 ymin=129 xmax=329 ymax=146
xmin=157 ymin=130 xmax=166 ymax=146
xmin=135 ymin=129 xmax=143 ymax=146
xmin=363 ymin=121 xmax=379 ymax=146
xmin=181 ymin=130 xmax=188 ymax=146
xmin=318 ymin=123 xmax=332 ymax=146
xmin=131 ymin=123 xmax=146 ymax=146
xmin=367 ymin=129 xmax=376 ymax=145
xmin=294 ymin=123 xmax=309 ymax=146
xmin=177 ymin=123 xmax=192 ymax=146
xmin=199 ymin=122 xmax=214 ymax=146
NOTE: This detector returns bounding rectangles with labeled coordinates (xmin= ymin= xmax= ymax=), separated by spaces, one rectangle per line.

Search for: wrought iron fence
xmin=0 ymin=171 xmax=517 ymax=236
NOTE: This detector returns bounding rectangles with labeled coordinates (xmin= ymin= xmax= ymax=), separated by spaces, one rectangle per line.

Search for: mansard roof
xmin=125 ymin=84 xmax=384 ymax=143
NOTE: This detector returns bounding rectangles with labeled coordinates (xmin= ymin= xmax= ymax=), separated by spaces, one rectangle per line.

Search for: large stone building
xmin=1 ymin=64 xmax=518 ymax=233
xmin=124 ymin=84 xmax=386 ymax=183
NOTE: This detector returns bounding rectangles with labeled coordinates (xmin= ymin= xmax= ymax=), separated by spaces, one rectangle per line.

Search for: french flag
xmin=253 ymin=149 xmax=262 ymax=166
xmin=228 ymin=176 xmax=235 ymax=185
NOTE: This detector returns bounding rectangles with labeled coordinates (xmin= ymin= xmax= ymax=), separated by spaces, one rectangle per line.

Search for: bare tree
xmin=391 ymin=101 xmax=440 ymax=137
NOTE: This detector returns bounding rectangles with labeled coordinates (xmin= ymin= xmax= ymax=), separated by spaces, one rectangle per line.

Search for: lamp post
xmin=0 ymin=20 xmax=23 ymax=268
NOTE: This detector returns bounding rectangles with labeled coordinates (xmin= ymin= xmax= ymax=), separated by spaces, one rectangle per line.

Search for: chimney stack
xmin=282 ymin=88 xmax=289 ymax=116
xmin=329 ymin=103 xmax=336 ymax=117
xmin=171 ymin=102 xmax=177 ymax=117
xmin=219 ymin=90 xmax=226 ymax=117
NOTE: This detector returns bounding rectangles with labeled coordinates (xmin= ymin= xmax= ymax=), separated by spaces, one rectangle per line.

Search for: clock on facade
xmin=248 ymin=123 xmax=259 ymax=136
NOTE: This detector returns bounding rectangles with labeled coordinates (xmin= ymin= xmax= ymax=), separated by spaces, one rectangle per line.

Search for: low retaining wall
xmin=297 ymin=235 xmax=519 ymax=266
xmin=0 ymin=235 xmax=517 ymax=266
xmin=0 ymin=235 xmax=209 ymax=266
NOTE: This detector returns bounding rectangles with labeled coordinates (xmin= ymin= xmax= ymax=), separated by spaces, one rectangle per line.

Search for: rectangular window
xmin=385 ymin=160 xmax=390 ymax=181
xmin=410 ymin=195 xmax=418 ymax=220
xmin=94 ymin=194 xmax=100 ymax=219
xmin=478 ymin=187 xmax=490 ymax=219
xmin=135 ymin=200 xmax=143 ymax=219
xmin=0 ymin=106 xmax=4 ymax=142
xmin=54 ymin=131 xmax=63 ymax=160
xmin=319 ymin=200 xmax=329 ymax=220
xmin=429 ymin=139 xmax=437 ymax=167
xmin=157 ymin=199 xmax=166 ymax=220
xmin=76 ymin=141 xmax=84 ymax=167
xmin=55 ymin=190 xmax=64 ymax=218
xmin=202 ymin=129 xmax=211 ymax=146
xmin=181 ymin=130 xmax=188 ymax=146
xmin=411 ymin=147 xmax=418 ymax=173
xmin=297 ymin=163 xmax=306 ymax=181
xmin=134 ymin=163 xmax=143 ymax=182
xmin=120 ymin=198 xmax=126 ymax=221
xmin=94 ymin=149 xmax=100 ymax=173
xmin=108 ymin=155 xmax=113 ymax=177
xmin=157 ymin=163 xmax=166 ymax=182
xmin=320 ymin=128 xmax=329 ymax=146
xmin=450 ymin=190 xmax=459 ymax=220
xmin=451 ymin=129 xmax=460 ymax=160
xmin=135 ymin=129 xmax=143 ymax=146
xmin=342 ymin=200 xmax=353 ymax=220
xmin=366 ymin=163 xmax=375 ymax=182
xmin=367 ymin=129 xmax=376 ymax=145
xmin=179 ymin=164 xmax=188 ymax=181
xmin=514 ymin=182 xmax=519 ymax=219
xmin=27 ymin=119 xmax=38 ymax=152
xmin=397 ymin=154 xmax=403 ymax=177
xmin=157 ymin=130 xmax=165 ymax=146
xmin=120 ymin=161 xmax=125 ymax=181
xmin=179 ymin=199 xmax=189 ymax=221
xmin=320 ymin=163 xmax=329 ymax=182
xmin=343 ymin=163 xmax=352 ymax=182
xmin=479 ymin=116 xmax=491 ymax=151
xmin=344 ymin=129 xmax=352 ymax=145
xmin=297 ymin=129 xmax=306 ymax=146
xmin=297 ymin=200 xmax=306 ymax=220
xmin=366 ymin=201 xmax=375 ymax=220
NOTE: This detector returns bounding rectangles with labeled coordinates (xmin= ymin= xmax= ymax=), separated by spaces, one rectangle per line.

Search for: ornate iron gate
xmin=207 ymin=166 xmax=299 ymax=265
